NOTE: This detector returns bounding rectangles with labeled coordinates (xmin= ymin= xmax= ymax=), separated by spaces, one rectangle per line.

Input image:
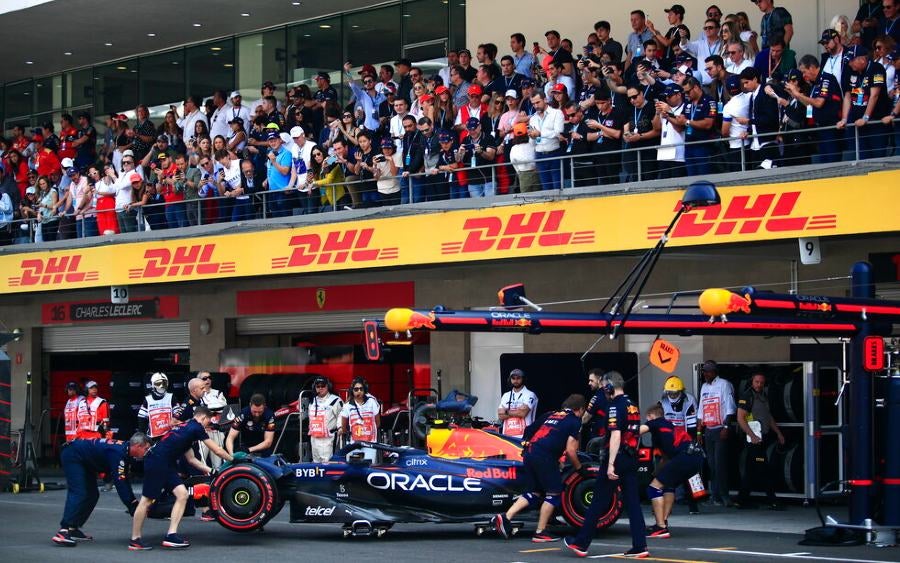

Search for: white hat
xmin=25 ymin=186 xmax=36 ymax=194
xmin=289 ymin=126 xmax=305 ymax=138
xmin=122 ymin=149 xmax=134 ymax=158
xmin=229 ymin=90 xmax=241 ymax=99
xmin=504 ymin=89 xmax=518 ymax=99
xmin=85 ymin=380 xmax=98 ymax=389
xmin=61 ymin=157 xmax=74 ymax=168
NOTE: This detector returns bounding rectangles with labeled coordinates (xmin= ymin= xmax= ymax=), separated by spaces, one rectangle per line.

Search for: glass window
xmin=288 ymin=16 xmax=343 ymax=89
xmin=141 ymin=50 xmax=185 ymax=107
xmin=5 ymin=80 xmax=33 ymax=119
xmin=403 ymin=0 xmax=448 ymax=46
xmin=237 ymin=29 xmax=287 ymax=99
xmin=66 ymin=68 xmax=93 ymax=108
xmin=94 ymin=60 xmax=139 ymax=116
xmin=186 ymin=39 xmax=235 ymax=99
xmin=34 ymin=75 xmax=64 ymax=114
xmin=449 ymin=0 xmax=466 ymax=51
xmin=345 ymin=5 xmax=401 ymax=69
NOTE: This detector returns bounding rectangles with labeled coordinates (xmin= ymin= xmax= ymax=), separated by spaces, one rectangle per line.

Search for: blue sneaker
xmin=564 ymin=536 xmax=588 ymax=557
xmin=128 ymin=538 xmax=152 ymax=551
xmin=161 ymin=533 xmax=190 ymax=549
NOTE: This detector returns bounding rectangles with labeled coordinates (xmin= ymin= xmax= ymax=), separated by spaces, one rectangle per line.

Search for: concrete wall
xmin=1 ymin=232 xmax=895 ymax=433
xmin=466 ymin=0 xmax=861 ymax=68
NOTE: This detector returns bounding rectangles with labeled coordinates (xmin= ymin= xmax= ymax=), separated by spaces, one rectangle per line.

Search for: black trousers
xmin=738 ymin=430 xmax=778 ymax=503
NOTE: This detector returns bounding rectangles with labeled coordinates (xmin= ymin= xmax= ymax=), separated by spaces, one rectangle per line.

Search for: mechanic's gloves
xmin=233 ymin=451 xmax=250 ymax=462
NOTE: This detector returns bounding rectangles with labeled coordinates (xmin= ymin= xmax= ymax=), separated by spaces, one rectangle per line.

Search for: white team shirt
xmin=698 ymin=376 xmax=736 ymax=429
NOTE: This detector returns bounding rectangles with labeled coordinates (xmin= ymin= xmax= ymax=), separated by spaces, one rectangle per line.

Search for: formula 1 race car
xmin=208 ymin=435 xmax=623 ymax=537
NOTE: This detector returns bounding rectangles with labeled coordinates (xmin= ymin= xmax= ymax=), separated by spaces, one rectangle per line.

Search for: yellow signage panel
xmin=2 ymin=170 xmax=898 ymax=294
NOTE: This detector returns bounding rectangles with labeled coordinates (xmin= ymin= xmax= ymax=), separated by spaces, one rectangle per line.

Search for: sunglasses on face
xmin=200 ymin=161 xmax=211 ymax=166
xmin=353 ymin=387 xmax=365 ymax=391
xmin=628 ymin=94 xmax=640 ymax=100
xmin=363 ymin=80 xmax=374 ymax=85
xmin=200 ymin=376 xmax=211 ymax=381
xmin=123 ymin=160 xmax=134 ymax=164
xmin=704 ymin=26 xmax=717 ymax=31
xmin=315 ymin=383 xmax=327 ymax=387
xmin=565 ymin=112 xmax=577 ymax=118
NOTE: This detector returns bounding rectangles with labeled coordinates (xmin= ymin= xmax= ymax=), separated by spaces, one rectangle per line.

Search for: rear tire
xmin=210 ymin=464 xmax=282 ymax=532
xmin=560 ymin=464 xmax=622 ymax=531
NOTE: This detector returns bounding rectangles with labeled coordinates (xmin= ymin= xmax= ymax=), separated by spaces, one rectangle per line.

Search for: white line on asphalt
xmin=689 ymin=547 xmax=890 ymax=563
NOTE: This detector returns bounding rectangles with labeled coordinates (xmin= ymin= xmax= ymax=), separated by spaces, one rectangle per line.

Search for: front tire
xmin=560 ymin=464 xmax=622 ymax=531
xmin=210 ymin=464 xmax=282 ymax=532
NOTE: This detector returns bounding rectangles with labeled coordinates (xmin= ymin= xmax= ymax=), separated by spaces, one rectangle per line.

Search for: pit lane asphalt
xmin=1 ymin=488 xmax=897 ymax=563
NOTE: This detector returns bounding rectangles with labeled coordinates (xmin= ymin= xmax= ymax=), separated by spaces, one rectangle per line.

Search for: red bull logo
xmin=466 ymin=467 xmax=518 ymax=480
xmin=698 ymin=288 xmax=752 ymax=322
xmin=384 ymin=308 xmax=437 ymax=331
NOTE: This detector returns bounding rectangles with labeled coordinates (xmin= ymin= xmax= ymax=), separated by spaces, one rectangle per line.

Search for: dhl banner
xmin=2 ymin=170 xmax=898 ymax=294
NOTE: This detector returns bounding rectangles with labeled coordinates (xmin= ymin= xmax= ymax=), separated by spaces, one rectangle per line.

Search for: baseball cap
xmin=593 ymin=87 xmax=612 ymax=101
xmin=265 ymin=130 xmax=280 ymax=141
xmin=315 ymin=71 xmax=330 ymax=81
xmin=156 ymin=134 xmax=169 ymax=142
xmin=32 ymin=134 xmax=44 ymax=143
xmin=380 ymin=137 xmax=394 ymax=149
xmin=65 ymin=381 xmax=78 ymax=391
xmin=434 ymin=85 xmax=449 ymax=95
xmin=262 ymin=80 xmax=276 ymax=90
xmin=312 ymin=376 xmax=328 ymax=387
xmin=818 ymin=29 xmax=840 ymax=45
xmin=466 ymin=116 xmax=481 ymax=129
xmin=665 ymin=4 xmax=685 ymax=15
xmin=115 ymin=113 xmax=129 ymax=122
xmin=383 ymin=82 xmax=398 ymax=94
xmin=157 ymin=152 xmax=168 ymax=160
xmin=359 ymin=64 xmax=377 ymax=76
xmin=25 ymin=186 xmax=36 ymax=194
xmin=418 ymin=93 xmax=435 ymax=104
xmin=395 ymin=58 xmax=412 ymax=67
xmin=509 ymin=368 xmax=525 ymax=378
xmin=512 ymin=122 xmax=528 ymax=137
xmin=520 ymin=78 xmax=535 ymax=88
xmin=725 ymin=75 xmax=742 ymax=95
xmin=228 ymin=116 xmax=244 ymax=126
xmin=290 ymin=126 xmax=305 ymax=138
xmin=701 ymin=360 xmax=718 ymax=372
xmin=265 ymin=122 xmax=281 ymax=130
xmin=122 ymin=149 xmax=134 ymax=158
xmin=437 ymin=130 xmax=453 ymax=143
xmin=664 ymin=83 xmax=684 ymax=97
xmin=551 ymin=82 xmax=566 ymax=93
xmin=85 ymin=380 xmax=98 ymax=389
xmin=61 ymin=157 xmax=74 ymax=169
xmin=229 ymin=90 xmax=241 ymax=99
xmin=504 ymin=89 xmax=519 ymax=99
xmin=458 ymin=48 xmax=472 ymax=57
xmin=847 ymin=45 xmax=869 ymax=59
xmin=129 ymin=172 xmax=143 ymax=183
xmin=675 ymin=53 xmax=693 ymax=64
xmin=785 ymin=68 xmax=802 ymax=82
xmin=467 ymin=84 xmax=483 ymax=96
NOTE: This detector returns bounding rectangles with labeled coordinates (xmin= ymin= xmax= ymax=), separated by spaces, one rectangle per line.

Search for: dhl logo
xmin=7 ymin=255 xmax=99 ymax=287
xmin=128 ymin=244 xmax=235 ymax=279
xmin=441 ymin=210 xmax=594 ymax=255
xmin=271 ymin=228 xmax=399 ymax=269
xmin=647 ymin=191 xmax=837 ymax=240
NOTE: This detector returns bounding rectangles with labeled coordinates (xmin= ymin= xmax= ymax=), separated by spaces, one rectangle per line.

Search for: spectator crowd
xmin=1 ymin=0 xmax=899 ymax=246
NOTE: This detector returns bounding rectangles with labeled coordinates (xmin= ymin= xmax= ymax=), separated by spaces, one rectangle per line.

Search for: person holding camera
xmin=373 ymin=137 xmax=402 ymax=206
xmin=456 ymin=117 xmax=497 ymax=197
xmin=623 ymin=85 xmax=662 ymax=181
xmin=583 ymin=88 xmax=624 ymax=185
xmin=648 ymin=5 xmax=688 ymax=68
xmin=560 ymin=102 xmax=594 ymax=187
xmin=655 ymin=83 xmax=688 ymax=178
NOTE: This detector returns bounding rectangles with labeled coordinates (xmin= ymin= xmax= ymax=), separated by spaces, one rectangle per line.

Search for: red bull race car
xmin=207 ymin=433 xmax=623 ymax=537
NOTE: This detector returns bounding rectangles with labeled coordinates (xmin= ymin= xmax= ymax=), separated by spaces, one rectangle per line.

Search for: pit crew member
xmin=130 ymin=406 xmax=236 ymax=551
xmin=565 ymin=371 xmax=648 ymax=559
xmin=225 ymin=393 xmax=276 ymax=457
xmin=582 ymin=369 xmax=609 ymax=446
xmin=52 ymin=433 xmax=151 ymax=547
xmin=493 ymin=394 xmax=586 ymax=543
xmin=659 ymin=375 xmax=700 ymax=514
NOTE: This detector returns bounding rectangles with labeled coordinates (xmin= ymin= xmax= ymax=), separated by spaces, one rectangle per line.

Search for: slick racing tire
xmin=560 ymin=464 xmax=622 ymax=531
xmin=211 ymin=463 xmax=282 ymax=532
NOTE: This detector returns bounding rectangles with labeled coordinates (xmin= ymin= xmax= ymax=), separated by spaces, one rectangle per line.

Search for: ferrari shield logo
xmin=316 ymin=288 xmax=326 ymax=309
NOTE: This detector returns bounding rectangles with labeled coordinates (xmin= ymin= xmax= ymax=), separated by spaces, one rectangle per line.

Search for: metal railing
xmin=3 ymin=120 xmax=898 ymax=246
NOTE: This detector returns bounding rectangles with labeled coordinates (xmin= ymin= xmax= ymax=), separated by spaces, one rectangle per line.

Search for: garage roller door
xmin=235 ymin=311 xmax=383 ymax=335
xmin=43 ymin=322 xmax=190 ymax=352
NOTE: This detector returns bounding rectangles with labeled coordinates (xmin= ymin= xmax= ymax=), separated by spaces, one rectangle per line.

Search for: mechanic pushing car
xmin=52 ymin=433 xmax=151 ymax=547
xmin=492 ymin=394 xmax=587 ymax=543
xmin=130 ymin=406 xmax=238 ymax=551
xmin=565 ymin=371 xmax=649 ymax=559
xmin=639 ymin=404 xmax=705 ymax=539
xmin=225 ymin=393 xmax=276 ymax=457
xmin=307 ymin=377 xmax=343 ymax=462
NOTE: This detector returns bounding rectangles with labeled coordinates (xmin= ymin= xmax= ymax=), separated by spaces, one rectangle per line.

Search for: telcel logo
xmin=647 ymin=191 xmax=837 ymax=240
xmin=305 ymin=505 xmax=335 ymax=517
xmin=366 ymin=472 xmax=482 ymax=492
